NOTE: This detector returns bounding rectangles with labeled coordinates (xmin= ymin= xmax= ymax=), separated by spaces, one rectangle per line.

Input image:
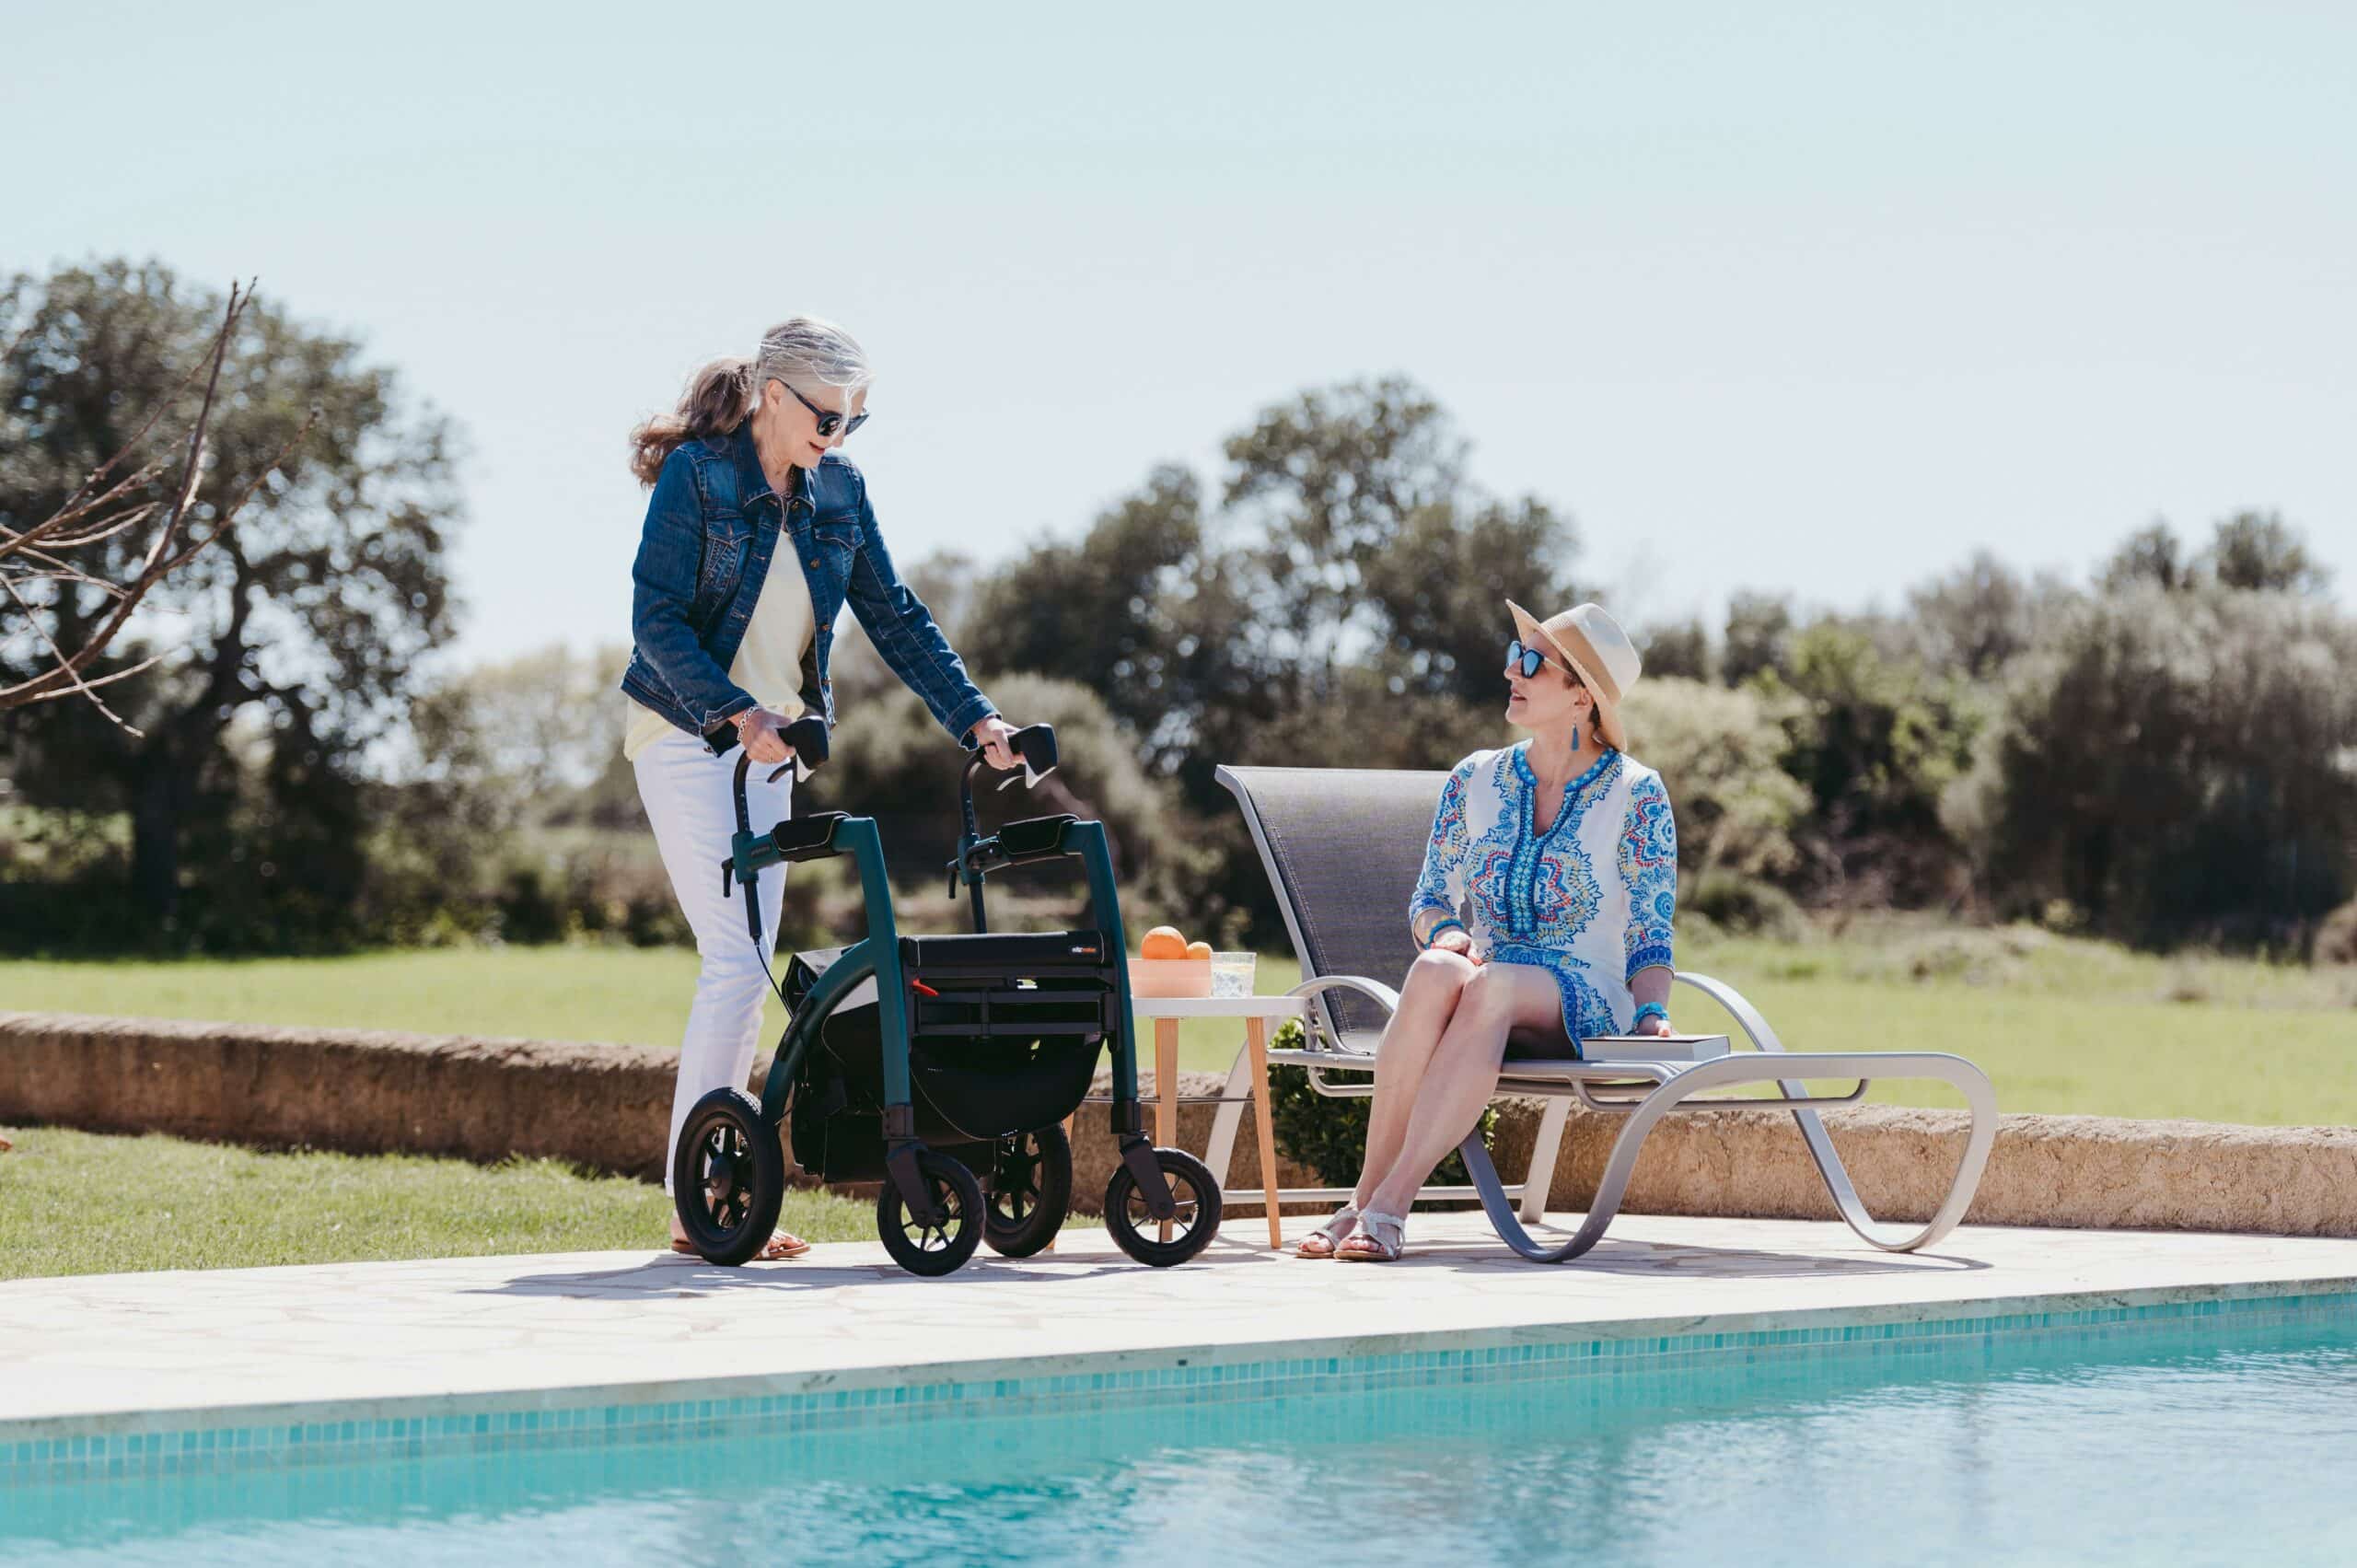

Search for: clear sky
xmin=10 ymin=1 xmax=2352 ymax=663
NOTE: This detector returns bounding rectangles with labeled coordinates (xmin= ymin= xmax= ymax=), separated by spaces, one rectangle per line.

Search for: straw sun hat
xmin=1504 ymin=599 xmax=1643 ymax=750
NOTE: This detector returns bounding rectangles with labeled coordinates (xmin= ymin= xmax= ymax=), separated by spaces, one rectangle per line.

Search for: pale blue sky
xmin=10 ymin=1 xmax=2351 ymax=663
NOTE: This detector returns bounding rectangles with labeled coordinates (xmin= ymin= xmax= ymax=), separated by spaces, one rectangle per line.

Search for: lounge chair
xmin=1203 ymin=764 xmax=1999 ymax=1263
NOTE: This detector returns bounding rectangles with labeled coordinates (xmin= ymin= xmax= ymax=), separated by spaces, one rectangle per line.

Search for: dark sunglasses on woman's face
xmin=785 ymin=381 xmax=871 ymax=439
xmin=1505 ymin=639 xmax=1561 ymax=680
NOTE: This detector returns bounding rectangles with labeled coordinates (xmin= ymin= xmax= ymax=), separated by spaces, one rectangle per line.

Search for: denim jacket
xmin=619 ymin=423 xmax=995 ymax=753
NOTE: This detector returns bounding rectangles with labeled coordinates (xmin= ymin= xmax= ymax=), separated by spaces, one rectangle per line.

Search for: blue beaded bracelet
xmin=1631 ymin=1002 xmax=1669 ymax=1029
xmin=1420 ymin=919 xmax=1468 ymax=950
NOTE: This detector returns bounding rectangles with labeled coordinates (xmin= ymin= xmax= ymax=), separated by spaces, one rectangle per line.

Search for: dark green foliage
xmin=1964 ymin=585 xmax=2357 ymax=947
xmin=1641 ymin=619 xmax=1713 ymax=682
xmin=1721 ymin=591 xmax=1795 ymax=686
xmin=1683 ymin=870 xmax=1808 ymax=940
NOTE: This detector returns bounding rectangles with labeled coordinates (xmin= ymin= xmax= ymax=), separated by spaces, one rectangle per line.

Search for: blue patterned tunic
xmin=1410 ymin=744 xmax=1678 ymax=1053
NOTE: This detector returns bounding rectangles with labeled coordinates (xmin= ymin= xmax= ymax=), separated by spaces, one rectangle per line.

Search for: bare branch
xmin=0 ymin=572 xmax=143 ymax=731
xmin=0 ymin=652 xmax=165 ymax=706
xmin=0 ymin=276 xmax=306 ymax=731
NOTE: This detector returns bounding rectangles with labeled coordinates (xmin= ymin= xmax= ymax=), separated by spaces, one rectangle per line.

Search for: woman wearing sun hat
xmin=1300 ymin=599 xmax=1678 ymax=1263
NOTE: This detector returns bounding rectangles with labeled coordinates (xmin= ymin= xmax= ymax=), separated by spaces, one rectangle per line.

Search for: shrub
xmin=1619 ymin=677 xmax=1807 ymax=880
xmin=1682 ymin=869 xmax=1807 ymax=941
xmin=2318 ymin=900 xmax=2357 ymax=968
xmin=1962 ymin=586 xmax=2357 ymax=948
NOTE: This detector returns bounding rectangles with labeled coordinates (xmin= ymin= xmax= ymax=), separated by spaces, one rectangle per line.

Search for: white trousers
xmin=633 ymin=730 xmax=795 ymax=1193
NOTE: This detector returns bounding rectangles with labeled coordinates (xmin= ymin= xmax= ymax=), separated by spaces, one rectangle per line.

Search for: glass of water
xmin=1210 ymin=952 xmax=1258 ymax=997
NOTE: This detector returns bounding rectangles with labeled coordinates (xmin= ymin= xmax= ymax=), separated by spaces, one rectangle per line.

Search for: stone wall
xmin=6 ymin=1011 xmax=2353 ymax=1237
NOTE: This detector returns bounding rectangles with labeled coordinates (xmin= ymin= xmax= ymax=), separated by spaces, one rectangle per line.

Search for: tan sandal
xmin=669 ymin=1229 xmax=810 ymax=1260
xmin=1294 ymin=1204 xmax=1360 ymax=1259
xmin=1335 ymin=1210 xmax=1406 ymax=1262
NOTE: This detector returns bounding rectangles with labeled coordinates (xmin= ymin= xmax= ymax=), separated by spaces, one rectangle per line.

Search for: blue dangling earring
xmin=1570 ymin=722 xmax=1580 ymax=752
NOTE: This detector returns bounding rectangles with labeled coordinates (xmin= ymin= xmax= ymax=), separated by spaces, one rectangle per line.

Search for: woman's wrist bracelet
xmin=1420 ymin=919 xmax=1467 ymax=950
xmin=1631 ymin=1002 xmax=1669 ymax=1028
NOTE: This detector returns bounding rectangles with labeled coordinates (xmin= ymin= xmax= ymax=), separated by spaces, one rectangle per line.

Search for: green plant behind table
xmin=1263 ymin=1016 xmax=1494 ymax=1188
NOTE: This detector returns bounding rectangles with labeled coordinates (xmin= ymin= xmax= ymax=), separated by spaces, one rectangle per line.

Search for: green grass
xmin=0 ymin=1124 xmax=876 ymax=1282
xmin=5 ymin=923 xmax=2352 ymax=1125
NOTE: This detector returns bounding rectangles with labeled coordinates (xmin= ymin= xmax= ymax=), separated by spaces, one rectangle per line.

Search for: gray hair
xmin=753 ymin=316 xmax=873 ymax=395
xmin=628 ymin=315 xmax=875 ymax=485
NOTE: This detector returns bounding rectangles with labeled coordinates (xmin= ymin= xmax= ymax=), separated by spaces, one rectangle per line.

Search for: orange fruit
xmin=1185 ymin=940 xmax=1213 ymax=961
xmin=1140 ymin=926 xmax=1189 ymax=960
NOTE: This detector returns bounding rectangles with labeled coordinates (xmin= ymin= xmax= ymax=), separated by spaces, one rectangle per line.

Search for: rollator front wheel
xmin=877 ymin=1149 xmax=986 ymax=1277
xmin=672 ymin=1087 xmax=786 ymax=1266
xmin=983 ymin=1125 xmax=1074 ymax=1259
xmin=1105 ymin=1147 xmax=1222 ymax=1267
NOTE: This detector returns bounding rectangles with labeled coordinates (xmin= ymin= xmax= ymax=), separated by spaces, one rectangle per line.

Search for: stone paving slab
xmin=5 ymin=1214 xmax=2355 ymax=1436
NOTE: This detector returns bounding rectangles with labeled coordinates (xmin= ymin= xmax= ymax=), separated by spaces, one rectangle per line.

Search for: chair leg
xmin=1519 ymin=1095 xmax=1572 ymax=1225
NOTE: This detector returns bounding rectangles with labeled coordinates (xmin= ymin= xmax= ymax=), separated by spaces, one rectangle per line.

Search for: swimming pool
xmin=7 ymin=1291 xmax=2353 ymax=1565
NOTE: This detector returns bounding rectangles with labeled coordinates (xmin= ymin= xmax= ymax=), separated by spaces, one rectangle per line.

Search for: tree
xmin=1903 ymin=550 xmax=2052 ymax=679
xmin=1721 ymin=591 xmax=1794 ymax=686
xmin=960 ymin=466 xmax=1247 ymax=771
xmin=1638 ymin=618 xmax=1713 ymax=683
xmin=2100 ymin=520 xmax=2191 ymax=593
xmin=2202 ymin=510 xmax=2331 ymax=595
xmin=0 ymin=279 xmax=314 ymax=726
xmin=1617 ymin=677 xmax=1806 ymax=879
xmin=1960 ymin=585 xmax=2357 ymax=946
xmin=967 ymin=378 xmax=1580 ymax=819
xmin=0 ymin=261 xmax=460 ymax=944
xmin=1759 ymin=621 xmax=1985 ymax=906
xmin=1191 ymin=377 xmax=1578 ymax=805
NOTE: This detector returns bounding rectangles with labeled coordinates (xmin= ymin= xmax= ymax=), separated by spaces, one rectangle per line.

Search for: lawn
xmin=0 ymin=1123 xmax=876 ymax=1282
xmin=5 ymin=920 xmax=2353 ymax=1125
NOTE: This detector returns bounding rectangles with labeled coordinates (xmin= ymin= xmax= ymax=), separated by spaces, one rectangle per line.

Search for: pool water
xmin=8 ymin=1307 xmax=2356 ymax=1566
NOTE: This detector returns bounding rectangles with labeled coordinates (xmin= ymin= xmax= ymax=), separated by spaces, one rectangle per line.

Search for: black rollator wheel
xmin=983 ymin=1125 xmax=1074 ymax=1259
xmin=877 ymin=1149 xmax=986 ymax=1277
xmin=672 ymin=1087 xmax=785 ymax=1266
xmin=1104 ymin=1146 xmax=1222 ymax=1268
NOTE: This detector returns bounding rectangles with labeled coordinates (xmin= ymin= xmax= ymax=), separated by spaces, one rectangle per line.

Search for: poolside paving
xmin=5 ymin=1214 xmax=2355 ymax=1435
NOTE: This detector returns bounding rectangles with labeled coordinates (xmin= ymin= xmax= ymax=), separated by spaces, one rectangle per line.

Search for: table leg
xmin=1155 ymin=1017 xmax=1179 ymax=1243
xmin=1246 ymin=1016 xmax=1283 ymax=1249
xmin=1155 ymin=1017 xmax=1179 ymax=1147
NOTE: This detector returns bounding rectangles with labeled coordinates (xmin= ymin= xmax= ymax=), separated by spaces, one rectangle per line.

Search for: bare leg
xmin=1352 ymin=949 xmax=1478 ymax=1207
xmin=1361 ymin=963 xmax=1567 ymax=1222
xmin=1299 ymin=949 xmax=1477 ymax=1257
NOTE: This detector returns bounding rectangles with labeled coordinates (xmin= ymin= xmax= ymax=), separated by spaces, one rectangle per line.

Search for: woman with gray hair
xmin=620 ymin=318 xmax=1023 ymax=1259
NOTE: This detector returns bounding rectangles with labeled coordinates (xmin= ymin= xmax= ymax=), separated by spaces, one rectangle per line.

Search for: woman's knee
xmin=1402 ymin=947 xmax=1477 ymax=1005
xmin=1457 ymin=962 xmax=1520 ymax=1017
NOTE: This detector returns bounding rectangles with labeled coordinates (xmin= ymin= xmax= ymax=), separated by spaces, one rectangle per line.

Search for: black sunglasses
xmin=1505 ymin=639 xmax=1565 ymax=680
xmin=784 ymin=381 xmax=870 ymax=439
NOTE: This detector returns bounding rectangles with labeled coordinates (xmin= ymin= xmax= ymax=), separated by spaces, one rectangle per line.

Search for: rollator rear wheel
xmin=983 ymin=1125 xmax=1073 ymax=1259
xmin=1105 ymin=1147 xmax=1222 ymax=1267
xmin=672 ymin=1087 xmax=785 ymax=1266
xmin=877 ymin=1149 xmax=986 ymax=1277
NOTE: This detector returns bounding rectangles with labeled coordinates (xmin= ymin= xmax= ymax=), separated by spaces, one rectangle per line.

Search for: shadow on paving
xmin=468 ymin=1229 xmax=1988 ymax=1299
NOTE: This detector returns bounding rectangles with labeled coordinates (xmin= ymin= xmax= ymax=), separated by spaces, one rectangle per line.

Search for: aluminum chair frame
xmin=1208 ymin=764 xmax=2000 ymax=1263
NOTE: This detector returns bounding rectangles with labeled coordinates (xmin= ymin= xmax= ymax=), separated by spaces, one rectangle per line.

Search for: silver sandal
xmin=1295 ymin=1204 xmax=1361 ymax=1259
xmin=1336 ymin=1210 xmax=1406 ymax=1262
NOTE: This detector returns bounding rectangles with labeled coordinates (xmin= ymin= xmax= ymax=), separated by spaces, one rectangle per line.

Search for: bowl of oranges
xmin=1130 ymin=925 xmax=1214 ymax=998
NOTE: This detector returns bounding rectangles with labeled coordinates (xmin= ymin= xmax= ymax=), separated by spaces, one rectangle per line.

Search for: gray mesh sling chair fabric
xmin=1207 ymin=764 xmax=2000 ymax=1263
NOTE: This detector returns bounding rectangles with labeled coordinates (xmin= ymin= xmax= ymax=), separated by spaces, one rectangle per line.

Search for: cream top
xmin=622 ymin=554 xmax=816 ymax=761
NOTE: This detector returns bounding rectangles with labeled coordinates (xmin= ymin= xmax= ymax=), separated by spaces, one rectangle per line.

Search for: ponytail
xmin=627 ymin=357 xmax=756 ymax=487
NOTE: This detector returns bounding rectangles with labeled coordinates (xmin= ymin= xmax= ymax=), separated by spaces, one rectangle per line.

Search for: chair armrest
xmin=1283 ymin=975 xmax=1400 ymax=1051
xmin=1671 ymin=971 xmax=1791 ymax=1054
